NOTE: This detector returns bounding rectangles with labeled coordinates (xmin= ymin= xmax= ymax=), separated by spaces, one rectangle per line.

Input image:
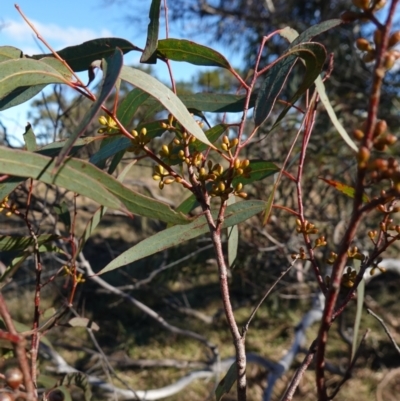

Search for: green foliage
xmin=0 ymin=2 xmax=399 ymax=400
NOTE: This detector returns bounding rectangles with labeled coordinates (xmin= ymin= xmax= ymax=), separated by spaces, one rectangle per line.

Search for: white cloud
xmin=3 ymin=18 xmax=113 ymax=54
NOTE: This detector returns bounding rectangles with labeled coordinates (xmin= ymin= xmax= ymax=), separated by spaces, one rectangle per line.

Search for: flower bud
xmin=388 ymin=31 xmax=400 ymax=48
xmin=356 ymin=38 xmax=372 ymax=51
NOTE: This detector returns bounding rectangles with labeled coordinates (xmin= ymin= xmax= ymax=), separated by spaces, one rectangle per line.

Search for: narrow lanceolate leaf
xmin=78 ymin=161 xmax=136 ymax=254
xmin=289 ymin=19 xmax=342 ymax=46
xmin=140 ymin=0 xmax=161 ymax=63
xmin=0 ymin=85 xmax=46 ymax=111
xmin=120 ymin=66 xmax=213 ymax=146
xmin=279 ymin=21 xmax=357 ymax=151
xmin=254 ymin=20 xmax=342 ymax=129
xmin=0 ymin=147 xmax=122 ymax=210
xmin=270 ymin=42 xmax=326 ymax=129
xmin=254 ymin=42 xmax=326 ymax=127
xmin=157 ymin=39 xmax=231 ymax=69
xmin=98 ymin=200 xmax=266 ymax=274
xmin=0 ymin=147 xmax=189 ymax=224
xmin=56 ymin=48 xmax=123 ymax=166
xmin=29 ymin=38 xmax=141 ymax=72
xmin=0 ymin=178 xmax=22 ymax=203
xmin=23 ymin=123 xmax=37 ymax=151
xmin=117 ymin=88 xmax=151 ymax=127
xmin=0 ymin=59 xmax=68 ymax=103
xmin=215 ymin=362 xmax=237 ymax=401
xmin=319 ymin=177 xmax=369 ymax=203
xmin=0 ymin=234 xmax=59 ymax=251
xmin=0 ymin=46 xmax=23 ymax=62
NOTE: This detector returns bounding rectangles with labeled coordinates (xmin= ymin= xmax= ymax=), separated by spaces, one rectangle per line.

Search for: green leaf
xmin=120 ymin=66 xmax=212 ymax=146
xmin=78 ymin=161 xmax=135 ymax=254
xmin=289 ymin=19 xmax=342 ymax=46
xmin=0 ymin=178 xmax=24 ymax=204
xmin=0 ymin=234 xmax=59 ymax=251
xmin=140 ymin=0 xmax=161 ymax=64
xmin=29 ymin=37 xmax=141 ymax=72
xmin=56 ymin=48 xmax=123 ymax=166
xmin=157 ymin=39 xmax=231 ymax=69
xmin=54 ymin=201 xmax=71 ymax=232
xmin=0 ymin=46 xmax=23 ymax=62
xmin=37 ymin=137 xmax=97 ymax=157
xmin=270 ymin=42 xmax=326 ymax=129
xmin=0 ymin=85 xmax=47 ymax=111
xmin=227 ymin=196 xmax=238 ymax=269
xmin=215 ymin=362 xmax=237 ymax=401
xmin=253 ymin=20 xmax=342 ymax=128
xmin=254 ymin=42 xmax=326 ymax=127
xmin=0 ymin=59 xmax=68 ymax=106
xmin=232 ymin=160 xmax=280 ymax=186
xmin=23 ymin=123 xmax=37 ymax=151
xmin=117 ymin=88 xmax=151 ymax=127
xmin=0 ymin=147 xmax=122 ymax=210
xmin=279 ymin=20 xmax=357 ymax=151
xmin=39 ymin=57 xmax=74 ymax=80
xmin=98 ymin=200 xmax=266 ymax=274
xmin=0 ymin=147 xmax=189 ymax=224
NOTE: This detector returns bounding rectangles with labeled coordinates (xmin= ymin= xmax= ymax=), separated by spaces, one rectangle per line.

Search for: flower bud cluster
xmin=355 ymin=29 xmax=400 ymax=69
xmin=127 ymin=127 xmax=151 ymax=154
xmin=0 ymin=196 xmax=16 ymax=217
xmin=98 ymin=115 xmax=119 ymax=134
xmin=152 ymin=165 xmax=178 ymax=190
xmin=221 ymin=135 xmax=239 ymax=152
xmin=295 ymin=218 xmax=319 ymax=234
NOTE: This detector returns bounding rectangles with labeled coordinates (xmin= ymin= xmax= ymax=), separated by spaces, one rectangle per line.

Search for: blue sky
xmin=1 ymin=0 xmax=241 ymax=145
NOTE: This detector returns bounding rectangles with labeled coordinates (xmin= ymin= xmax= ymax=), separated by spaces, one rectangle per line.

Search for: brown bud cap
xmin=374 ymin=120 xmax=387 ymax=137
xmin=389 ymin=31 xmax=400 ymax=48
xmin=237 ymin=192 xmax=248 ymax=199
xmin=353 ymin=129 xmax=364 ymax=140
xmin=356 ymin=38 xmax=372 ymax=51
xmin=357 ymin=146 xmax=370 ymax=167
xmin=384 ymin=52 xmax=396 ymax=70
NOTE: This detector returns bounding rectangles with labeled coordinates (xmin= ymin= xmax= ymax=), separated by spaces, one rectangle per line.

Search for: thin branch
xmin=367 ymin=309 xmax=400 ymax=355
